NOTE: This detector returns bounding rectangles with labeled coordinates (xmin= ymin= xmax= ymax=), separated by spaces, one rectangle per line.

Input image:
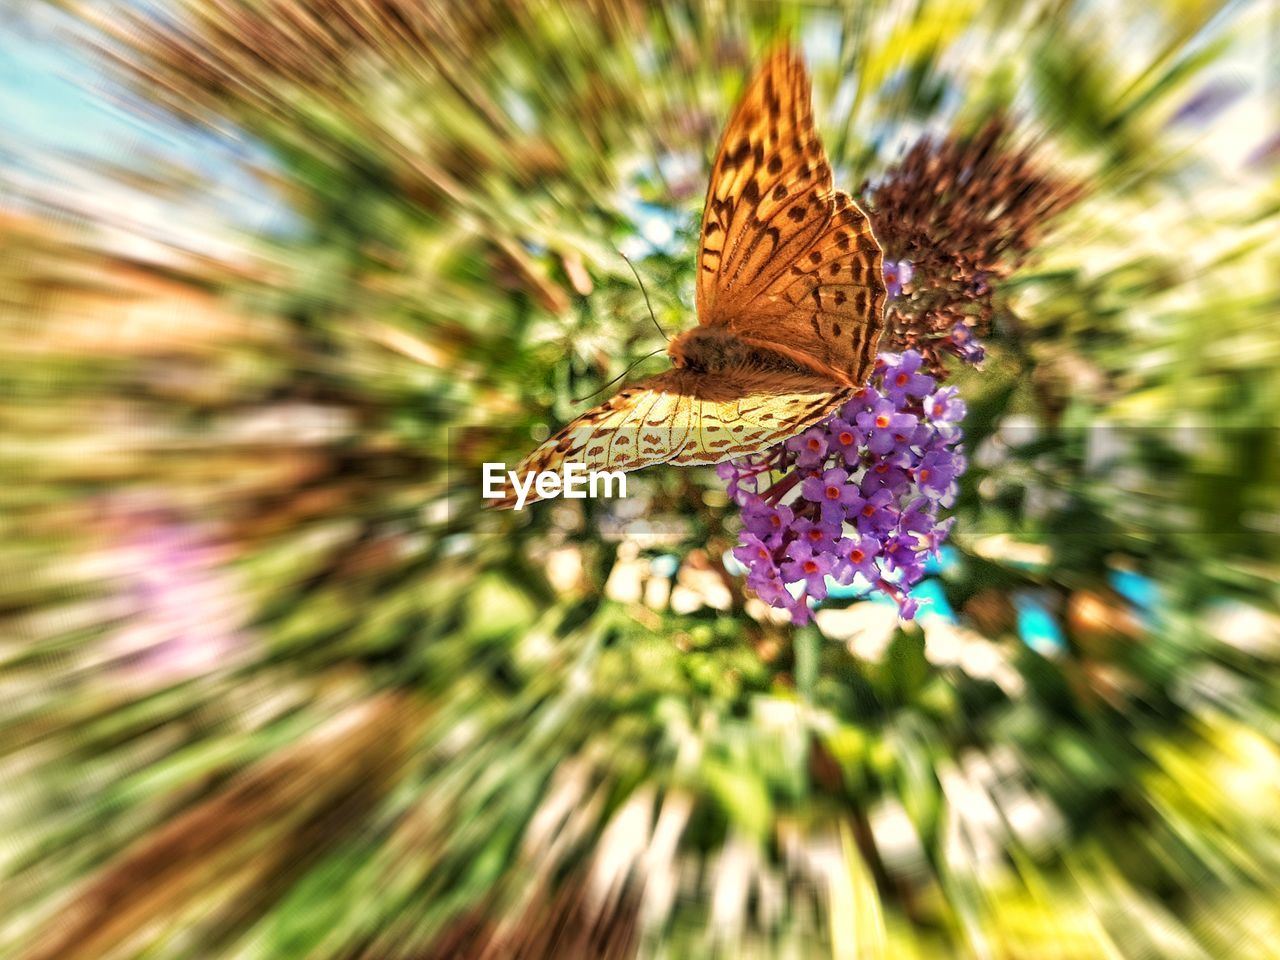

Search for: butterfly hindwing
xmin=490 ymin=369 xmax=849 ymax=509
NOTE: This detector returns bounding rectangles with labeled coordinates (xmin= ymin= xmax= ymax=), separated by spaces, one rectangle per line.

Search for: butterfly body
xmin=668 ymin=326 xmax=827 ymax=380
xmin=491 ymin=47 xmax=885 ymax=509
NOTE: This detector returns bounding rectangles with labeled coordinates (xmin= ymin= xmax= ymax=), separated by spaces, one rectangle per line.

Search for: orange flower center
xmin=838 ymin=431 xmax=854 ymax=445
xmin=862 ymin=504 xmax=876 ymax=517
xmin=848 ymin=548 xmax=865 ymax=563
xmin=807 ymin=438 xmax=822 ymax=451
xmin=875 ymin=415 xmax=890 ymax=428
xmin=920 ymin=469 xmax=931 ymax=482
xmin=803 ymin=560 xmax=819 ymax=574
xmin=825 ymin=485 xmax=841 ymax=500
xmin=896 ymin=373 xmax=909 ymax=386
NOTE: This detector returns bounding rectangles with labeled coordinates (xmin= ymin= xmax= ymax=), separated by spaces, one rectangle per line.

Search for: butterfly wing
xmin=734 ymin=190 xmax=886 ymax=386
xmin=695 ymin=48 xmax=886 ymax=386
xmin=489 ymin=368 xmax=849 ymax=509
xmin=697 ymin=47 xmax=833 ymax=323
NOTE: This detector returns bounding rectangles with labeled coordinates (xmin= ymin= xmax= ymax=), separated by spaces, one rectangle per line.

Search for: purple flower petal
xmin=786 ymin=427 xmax=829 ymax=468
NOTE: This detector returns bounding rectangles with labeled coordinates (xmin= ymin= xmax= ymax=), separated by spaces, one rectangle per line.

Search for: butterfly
xmin=492 ymin=47 xmax=885 ymax=508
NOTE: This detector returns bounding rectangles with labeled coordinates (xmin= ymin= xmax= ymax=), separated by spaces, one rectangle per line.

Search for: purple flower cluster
xmin=720 ymin=350 xmax=966 ymax=625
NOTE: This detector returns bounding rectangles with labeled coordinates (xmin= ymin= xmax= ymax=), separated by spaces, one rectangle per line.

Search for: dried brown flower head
xmin=866 ymin=118 xmax=1085 ymax=374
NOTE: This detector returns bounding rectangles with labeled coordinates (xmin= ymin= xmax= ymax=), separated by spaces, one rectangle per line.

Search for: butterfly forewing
xmin=490 ymin=370 xmax=850 ymax=509
xmin=697 ymin=49 xmax=837 ymax=323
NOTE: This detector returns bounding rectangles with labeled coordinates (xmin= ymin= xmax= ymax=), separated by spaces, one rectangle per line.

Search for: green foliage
xmin=1 ymin=0 xmax=1278 ymax=957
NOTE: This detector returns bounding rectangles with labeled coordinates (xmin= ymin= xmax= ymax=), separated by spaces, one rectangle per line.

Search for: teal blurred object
xmin=1014 ymin=589 xmax=1068 ymax=655
xmin=924 ymin=544 xmax=956 ymax=575
xmin=1109 ymin=566 xmax=1161 ymax=619
xmin=650 ymin=553 xmax=680 ymax=578
xmin=908 ymin=578 xmax=957 ymax=623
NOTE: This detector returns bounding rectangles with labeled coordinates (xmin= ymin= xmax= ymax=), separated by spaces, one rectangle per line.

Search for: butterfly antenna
xmin=573 ymin=347 xmax=664 ymax=404
xmin=619 ymin=251 xmax=670 ymax=342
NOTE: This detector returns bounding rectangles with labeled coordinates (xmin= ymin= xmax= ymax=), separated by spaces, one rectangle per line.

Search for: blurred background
xmin=1 ymin=0 xmax=1278 ymax=957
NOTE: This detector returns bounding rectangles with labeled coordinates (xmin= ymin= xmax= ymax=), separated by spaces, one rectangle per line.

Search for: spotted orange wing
xmin=489 ymin=368 xmax=850 ymax=509
xmin=696 ymin=48 xmax=886 ymax=386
